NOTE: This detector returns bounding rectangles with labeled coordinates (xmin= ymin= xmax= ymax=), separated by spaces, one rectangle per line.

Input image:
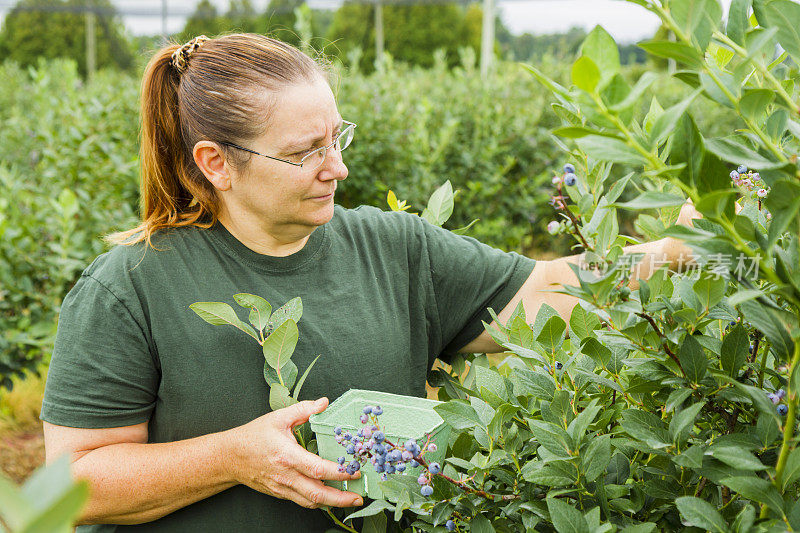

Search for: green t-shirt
xmin=41 ymin=204 xmax=536 ymax=532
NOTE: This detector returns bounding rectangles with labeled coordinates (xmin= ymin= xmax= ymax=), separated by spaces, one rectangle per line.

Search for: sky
xmin=0 ymin=0 xmax=735 ymax=43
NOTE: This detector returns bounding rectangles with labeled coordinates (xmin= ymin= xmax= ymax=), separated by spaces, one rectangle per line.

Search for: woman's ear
xmin=193 ymin=141 xmax=232 ymax=191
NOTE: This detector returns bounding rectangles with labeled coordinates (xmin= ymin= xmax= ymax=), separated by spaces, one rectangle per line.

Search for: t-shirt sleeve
xmin=420 ymin=218 xmax=537 ymax=362
xmin=40 ymin=273 xmax=159 ymax=429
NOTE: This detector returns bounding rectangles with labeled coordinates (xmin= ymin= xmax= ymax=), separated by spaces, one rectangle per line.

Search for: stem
xmin=324 ymin=507 xmax=359 ymax=533
xmin=636 ymin=311 xmax=686 ymax=377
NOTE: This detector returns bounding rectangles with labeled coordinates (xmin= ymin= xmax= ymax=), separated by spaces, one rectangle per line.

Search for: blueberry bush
xmin=322 ymin=0 xmax=800 ymax=531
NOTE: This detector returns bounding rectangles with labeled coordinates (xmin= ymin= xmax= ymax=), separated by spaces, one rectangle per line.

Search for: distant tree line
xmin=0 ymin=0 xmax=650 ymax=75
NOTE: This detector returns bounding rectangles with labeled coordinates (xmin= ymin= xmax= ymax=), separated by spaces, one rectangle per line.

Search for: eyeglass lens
xmin=301 ymin=124 xmax=355 ymax=170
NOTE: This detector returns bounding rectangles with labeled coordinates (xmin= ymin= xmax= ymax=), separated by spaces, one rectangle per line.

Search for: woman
xmin=41 ymin=34 xmax=695 ymax=532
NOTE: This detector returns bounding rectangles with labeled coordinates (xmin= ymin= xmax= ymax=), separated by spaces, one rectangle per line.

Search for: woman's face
xmin=220 ymin=76 xmax=349 ymax=236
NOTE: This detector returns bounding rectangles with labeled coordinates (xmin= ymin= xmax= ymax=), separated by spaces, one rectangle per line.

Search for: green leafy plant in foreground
xmin=330 ymin=0 xmax=800 ymax=531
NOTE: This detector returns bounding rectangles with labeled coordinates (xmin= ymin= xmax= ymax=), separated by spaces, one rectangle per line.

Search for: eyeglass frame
xmin=217 ymin=120 xmax=357 ymax=170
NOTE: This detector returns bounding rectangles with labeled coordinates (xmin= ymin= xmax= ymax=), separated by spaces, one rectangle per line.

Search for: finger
xmin=295 ymin=450 xmax=362 ymax=481
xmin=274 ymin=397 xmax=328 ymax=428
xmin=292 ymin=474 xmax=364 ymax=508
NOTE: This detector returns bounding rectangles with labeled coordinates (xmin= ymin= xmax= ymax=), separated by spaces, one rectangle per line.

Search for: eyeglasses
xmin=219 ymin=120 xmax=356 ymax=171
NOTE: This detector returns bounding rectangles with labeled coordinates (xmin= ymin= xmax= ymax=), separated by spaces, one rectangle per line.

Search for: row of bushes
xmin=0 ymin=51 xmax=737 ymax=387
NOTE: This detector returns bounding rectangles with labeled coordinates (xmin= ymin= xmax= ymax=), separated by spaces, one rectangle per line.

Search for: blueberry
xmin=337 ymin=456 xmax=346 ymax=465
xmin=343 ymin=432 xmax=352 ymax=441
xmin=389 ymin=450 xmax=403 ymax=462
xmin=372 ymin=442 xmax=385 ymax=454
xmin=768 ymin=393 xmax=780 ymax=405
xmin=363 ymin=406 xmax=373 ymax=415
xmin=563 ymin=163 xmax=575 ymax=174
xmin=564 ymin=173 xmax=577 ymax=186
xmin=373 ymin=406 xmax=383 ymax=416
xmin=338 ymin=464 xmax=346 ymax=473
xmin=428 ymin=443 xmax=437 ymax=452
xmin=359 ymin=414 xmax=369 ymax=424
xmin=446 ymin=520 xmax=456 ymax=532
xmin=738 ymin=165 xmax=748 ymax=174
xmin=396 ymin=463 xmax=406 ymax=472
xmin=778 ymin=404 xmax=788 ymax=416
xmin=555 ymin=362 xmax=563 ymax=370
xmin=350 ymin=460 xmax=361 ymax=471
xmin=418 ymin=474 xmax=428 ymax=485
xmin=404 ymin=439 xmax=417 ymax=451
xmin=428 ymin=462 xmax=441 ymax=475
xmin=777 ymin=389 xmax=786 ymax=399
xmin=420 ymin=484 xmax=434 ymax=496
xmin=401 ymin=450 xmax=413 ymax=461
xmin=346 ymin=464 xmax=356 ymax=475
xmin=730 ymin=321 xmax=736 ymax=326
xmin=375 ymin=454 xmax=386 ymax=465
xmin=385 ymin=464 xmax=396 ymax=474
xmin=374 ymin=463 xmax=384 ymax=473
xmin=374 ymin=431 xmax=385 ymax=442
xmin=346 ymin=445 xmax=355 ymax=455
xmin=334 ymin=426 xmax=342 ymax=436
xmin=410 ymin=460 xmax=419 ymax=468
xmin=412 ymin=444 xmax=421 ymax=456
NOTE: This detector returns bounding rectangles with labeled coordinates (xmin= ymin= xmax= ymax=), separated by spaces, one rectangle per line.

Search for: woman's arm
xmin=45 ymin=399 xmax=362 ymax=526
xmin=458 ymin=204 xmax=699 ymax=354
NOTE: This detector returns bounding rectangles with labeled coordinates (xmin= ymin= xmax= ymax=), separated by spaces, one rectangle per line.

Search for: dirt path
xmin=0 ymin=425 xmax=45 ymax=484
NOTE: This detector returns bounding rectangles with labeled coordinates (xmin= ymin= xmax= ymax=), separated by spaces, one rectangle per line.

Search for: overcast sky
xmin=0 ymin=0 xmax=736 ymax=43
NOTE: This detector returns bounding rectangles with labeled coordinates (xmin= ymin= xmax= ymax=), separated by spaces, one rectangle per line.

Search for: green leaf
xmin=721 ymin=476 xmax=785 ymax=514
xmin=679 ymin=335 xmax=707 ymax=383
xmin=609 ymin=72 xmax=660 ymax=112
xmin=421 ymin=180 xmax=454 ymax=226
xmin=343 ymin=499 xmax=395 ymax=522
xmin=537 ymin=315 xmax=567 ymax=353
xmin=434 ymin=401 xmax=485 ymax=431
xmin=470 ymin=514 xmax=495 ymax=533
xmin=269 ymin=297 xmax=303 ymax=330
xmin=740 ymin=299 xmax=794 ymax=362
xmin=649 ymin=89 xmax=702 ymax=148
xmin=708 ymin=446 xmax=767 ymax=470
xmin=669 ymin=113 xmax=705 ymax=188
xmin=528 ymin=420 xmax=573 ymax=457
xmin=582 ymin=434 xmax=612 ymax=482
xmin=740 ymin=89 xmax=776 ymax=121
xmin=782 ymin=447 xmax=800 ymax=491
xmin=676 ymin=496 xmax=728 ymax=532
xmin=569 ymin=304 xmax=601 ymax=341
xmin=580 ymin=25 xmax=620 ymax=80
xmin=669 ymin=402 xmax=705 ymax=445
xmin=704 ymin=137 xmax=783 ymax=170
xmin=615 ymin=192 xmax=686 ymax=210
xmin=638 ymin=40 xmax=704 ymax=68
xmin=475 ymin=366 xmax=509 ymax=402
xmin=262 ymin=319 xmax=299 ymax=371
xmin=671 ymin=0 xmax=723 ymax=50
xmin=546 ymin=498 xmax=590 ymax=533
xmin=0 ymin=476 xmax=33 ymax=530
xmin=721 ymin=324 xmax=749 ymax=377
xmin=189 ymin=301 xmax=259 ymax=342
xmin=764 ymin=180 xmax=800 ymax=252
xmin=572 ymin=55 xmax=601 ymax=93
xmin=576 ymin=136 xmax=649 ymax=166
xmin=293 ymin=354 xmax=322 ymax=400
xmin=264 ymin=359 xmax=298 ymax=389
xmin=727 ymin=0 xmax=753 ymax=45
xmin=233 ymin=293 xmax=272 ymax=331
xmin=692 ymin=272 xmax=726 ymax=311
xmin=552 ymin=126 xmax=623 ymax=139
xmin=269 ymin=383 xmax=297 ymax=411
xmin=760 ymin=0 xmax=800 ymax=64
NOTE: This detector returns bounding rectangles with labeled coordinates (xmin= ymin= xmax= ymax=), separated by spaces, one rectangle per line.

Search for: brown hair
xmin=104 ymin=33 xmax=328 ymax=249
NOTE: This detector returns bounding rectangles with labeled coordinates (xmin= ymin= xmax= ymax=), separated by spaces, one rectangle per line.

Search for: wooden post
xmin=480 ymin=0 xmax=495 ymax=77
xmin=375 ymin=0 xmax=384 ymax=66
xmin=85 ymin=4 xmax=96 ymax=80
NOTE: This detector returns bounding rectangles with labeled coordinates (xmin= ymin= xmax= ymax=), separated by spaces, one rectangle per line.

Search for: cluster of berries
xmin=334 ymin=405 xmax=441 ymax=496
xmin=547 ymin=164 xmax=580 ymax=235
xmin=767 ymin=389 xmax=789 ymax=416
xmin=730 ymin=165 xmax=771 ymax=206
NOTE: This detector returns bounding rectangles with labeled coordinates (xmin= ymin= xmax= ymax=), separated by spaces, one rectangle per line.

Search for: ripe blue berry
xmin=738 ymin=165 xmax=748 ymax=174
xmin=375 ymin=454 xmax=386 ymax=465
xmin=337 ymin=456 xmax=346 ymax=465
xmin=777 ymin=404 xmax=788 ymax=416
xmin=334 ymin=426 xmax=342 ymax=436
xmin=555 ymin=362 xmax=563 ymax=370
xmin=385 ymin=464 xmax=396 ymax=474
xmin=373 ymin=406 xmax=383 ymax=416
xmin=412 ymin=443 xmax=421 ymax=456
xmin=401 ymin=450 xmax=413 ymax=461
xmin=363 ymin=406 xmax=373 ymax=415
xmin=346 ymin=444 xmax=355 ymax=455
xmin=564 ymin=173 xmax=577 ymax=186
xmin=420 ymin=485 xmax=434 ymax=496
xmin=374 ymin=463 xmax=384 ymax=473
xmin=404 ymin=439 xmax=417 ymax=451
xmin=428 ymin=462 xmax=441 ymax=475
xmin=343 ymin=432 xmax=352 ymax=441
xmin=373 ymin=431 xmax=385 ymax=442
xmin=563 ymin=163 xmax=575 ymax=174
xmin=396 ymin=463 xmax=406 ymax=472
xmin=768 ymin=393 xmax=780 ymax=405
xmin=446 ymin=520 xmax=456 ymax=531
xmin=410 ymin=460 xmax=419 ymax=468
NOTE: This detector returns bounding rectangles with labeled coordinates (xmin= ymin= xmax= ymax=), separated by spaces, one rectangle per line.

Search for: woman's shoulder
xmin=332 ymin=203 xmax=425 ymax=234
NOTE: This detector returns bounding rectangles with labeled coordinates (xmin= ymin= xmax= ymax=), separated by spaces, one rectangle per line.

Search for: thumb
xmin=278 ymin=397 xmax=328 ymax=428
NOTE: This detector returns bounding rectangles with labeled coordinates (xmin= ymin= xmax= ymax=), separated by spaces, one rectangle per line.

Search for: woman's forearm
xmin=70 ymin=430 xmax=236 ymax=525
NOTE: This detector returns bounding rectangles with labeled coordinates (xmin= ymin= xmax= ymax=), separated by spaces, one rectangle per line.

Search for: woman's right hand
xmin=223 ymin=397 xmax=364 ymax=509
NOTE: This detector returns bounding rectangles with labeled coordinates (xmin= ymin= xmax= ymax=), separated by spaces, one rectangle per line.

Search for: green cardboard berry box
xmin=309 ymin=388 xmax=450 ymax=499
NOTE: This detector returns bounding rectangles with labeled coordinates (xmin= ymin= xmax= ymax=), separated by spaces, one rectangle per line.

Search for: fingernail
xmin=353 ymin=498 xmax=363 ymax=506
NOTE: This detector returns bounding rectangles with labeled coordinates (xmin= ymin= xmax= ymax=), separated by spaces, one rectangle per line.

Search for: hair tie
xmin=171 ymin=35 xmax=209 ymax=75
